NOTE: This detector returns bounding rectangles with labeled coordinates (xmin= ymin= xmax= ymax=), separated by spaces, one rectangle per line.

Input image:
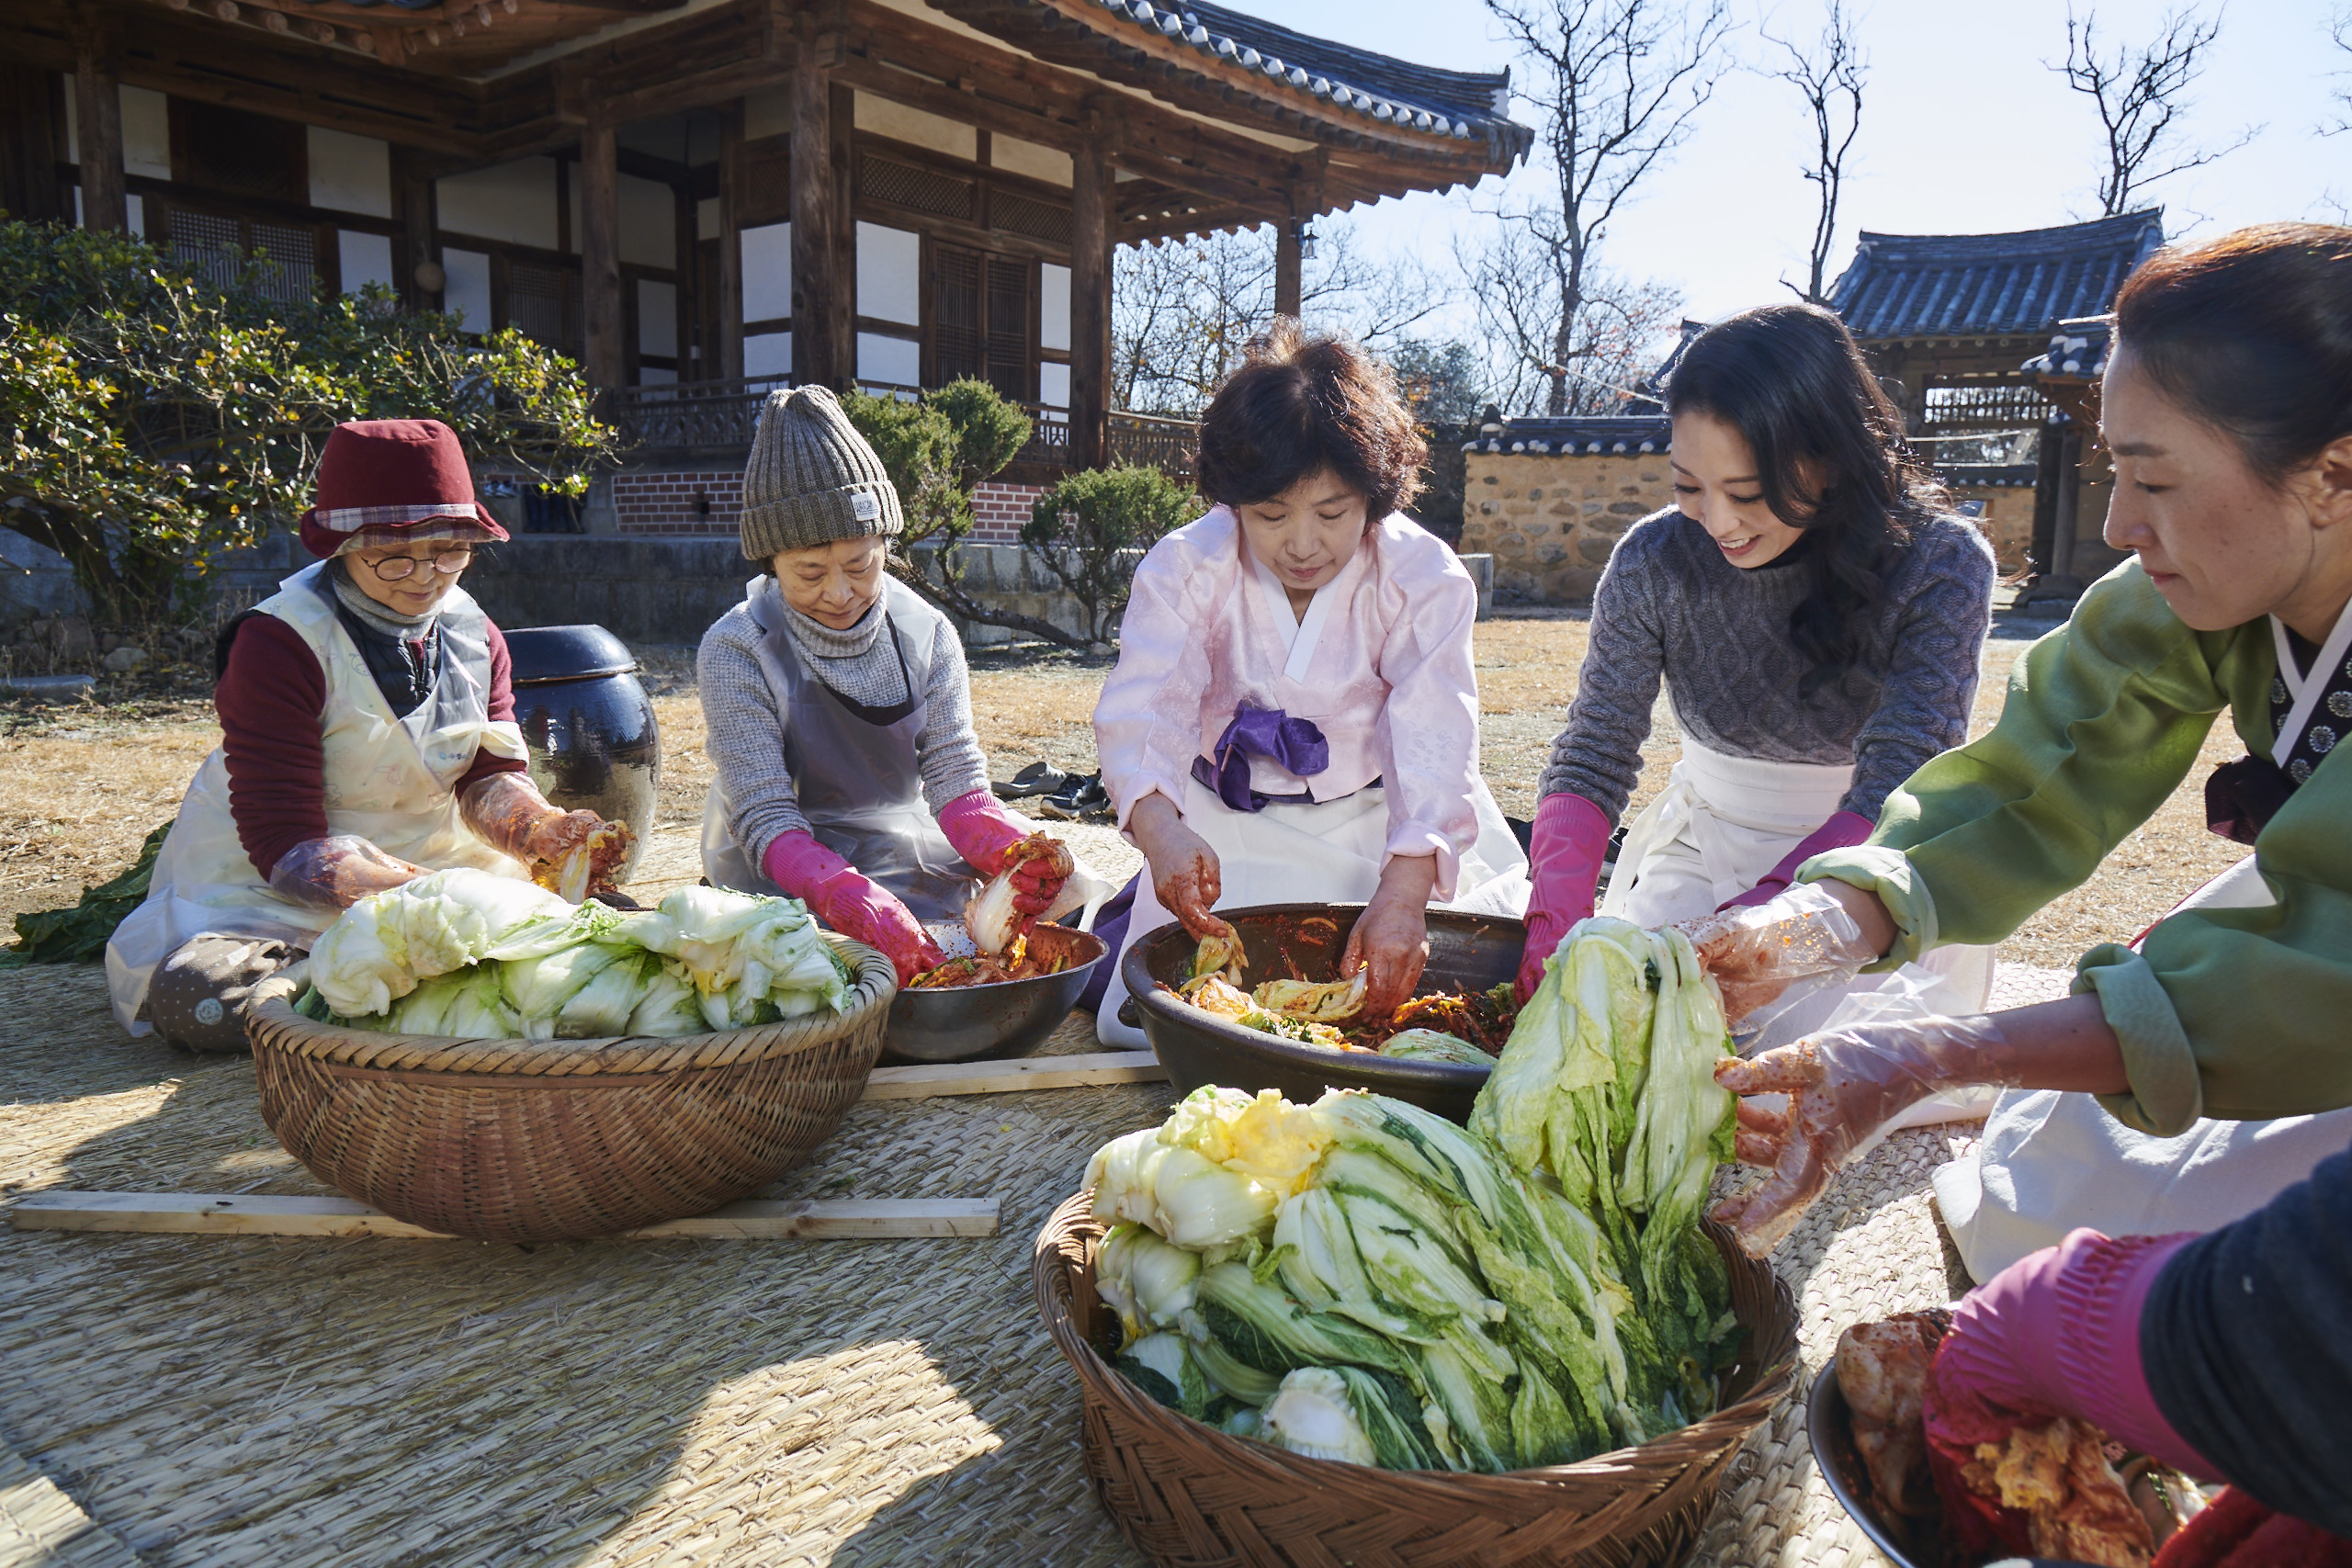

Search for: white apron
xmin=105 ymin=563 xmax=529 ymax=1032
xmin=1600 ymin=737 xmax=1996 ymax=1051
xmin=1094 ymin=774 xmax=1531 ymax=1049
xmin=1935 ymin=599 xmax=2352 ymax=1281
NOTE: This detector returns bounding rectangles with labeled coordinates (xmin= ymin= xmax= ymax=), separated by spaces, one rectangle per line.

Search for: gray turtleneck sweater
xmin=696 ymin=580 xmax=989 ymax=864
xmin=1538 ymin=506 xmax=1996 ymax=825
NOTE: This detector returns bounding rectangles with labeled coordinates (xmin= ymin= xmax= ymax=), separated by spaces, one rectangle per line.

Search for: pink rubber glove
xmin=267 ymin=834 xmax=430 ymax=912
xmin=938 ymin=790 xmax=1067 ymax=917
xmin=1711 ymin=1014 xmax=2033 ymax=1256
xmin=1677 ymin=881 xmax=1880 ymax=1023
xmin=762 ymin=830 xmax=943 ymax=987
xmin=1927 ymin=1227 xmax=2215 ymax=1482
xmin=1720 ymin=809 xmax=1874 ymax=911
xmin=1516 ymin=793 xmax=1612 ymax=998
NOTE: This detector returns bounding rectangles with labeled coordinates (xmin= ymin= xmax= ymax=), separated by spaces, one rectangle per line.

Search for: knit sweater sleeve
xmin=917 ymin=613 xmax=991 ymax=813
xmin=697 ymin=609 xmax=812 ymax=863
xmin=1536 ymin=517 xmax=1669 ymax=825
xmin=1839 ymin=519 xmax=1996 ymax=821
xmin=215 ymin=615 xmax=331 ymax=878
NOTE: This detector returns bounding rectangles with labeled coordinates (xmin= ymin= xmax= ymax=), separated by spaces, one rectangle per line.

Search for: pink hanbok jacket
xmin=1093 ymin=506 xmax=1485 ymax=897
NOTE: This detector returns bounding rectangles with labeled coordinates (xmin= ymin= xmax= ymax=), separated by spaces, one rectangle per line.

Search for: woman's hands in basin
xmin=1341 ymin=854 xmax=1436 ymax=1017
xmin=1129 ymin=794 xmax=1232 ymax=942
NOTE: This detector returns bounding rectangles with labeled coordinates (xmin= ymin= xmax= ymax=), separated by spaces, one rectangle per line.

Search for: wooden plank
xmin=8 ymin=1191 xmax=998 ymax=1241
xmin=859 ymin=1050 xmax=1165 ymax=1100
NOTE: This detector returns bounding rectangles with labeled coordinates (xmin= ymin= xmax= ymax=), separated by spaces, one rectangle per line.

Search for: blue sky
xmin=1250 ymin=0 xmax=2350 ymax=335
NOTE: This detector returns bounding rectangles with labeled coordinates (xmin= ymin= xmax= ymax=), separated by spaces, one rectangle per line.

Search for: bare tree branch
xmin=1110 ymin=220 xmax=1451 ymax=415
xmin=2324 ymin=6 xmax=2352 ymax=135
xmin=2052 ymin=5 xmax=2262 ymax=216
xmin=1763 ymin=1 xmax=1866 ymax=304
xmin=1455 ymin=219 xmax=1682 ymax=416
xmin=1478 ymin=0 xmax=1732 ymax=413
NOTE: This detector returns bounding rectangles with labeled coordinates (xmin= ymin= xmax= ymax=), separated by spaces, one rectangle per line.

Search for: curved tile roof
xmin=1830 ymin=209 xmax=2165 ymax=342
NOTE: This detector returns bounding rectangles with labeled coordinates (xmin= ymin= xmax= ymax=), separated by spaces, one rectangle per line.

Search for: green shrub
xmin=0 ymin=220 xmax=614 ymax=623
xmin=1021 ymin=463 xmax=1200 ymax=648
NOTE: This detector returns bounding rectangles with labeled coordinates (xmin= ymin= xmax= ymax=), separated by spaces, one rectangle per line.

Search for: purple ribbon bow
xmin=1191 ymin=701 xmax=1329 ymax=813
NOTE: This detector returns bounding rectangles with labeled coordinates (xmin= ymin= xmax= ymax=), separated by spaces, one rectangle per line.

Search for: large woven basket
xmin=1034 ymin=1191 xmax=1798 ymax=1568
xmin=243 ymin=939 xmax=895 ymax=1245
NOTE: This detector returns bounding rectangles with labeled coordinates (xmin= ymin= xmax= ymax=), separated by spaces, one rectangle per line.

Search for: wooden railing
xmin=602 ymin=378 xmax=1198 ymax=481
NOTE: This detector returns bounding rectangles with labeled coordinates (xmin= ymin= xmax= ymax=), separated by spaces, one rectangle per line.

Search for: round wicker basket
xmin=1033 ymin=1190 xmax=1798 ymax=1568
xmin=243 ymin=938 xmax=896 ymax=1245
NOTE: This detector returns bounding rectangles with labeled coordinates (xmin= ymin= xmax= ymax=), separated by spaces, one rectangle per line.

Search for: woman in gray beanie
xmin=695 ymin=386 xmax=1073 ymax=985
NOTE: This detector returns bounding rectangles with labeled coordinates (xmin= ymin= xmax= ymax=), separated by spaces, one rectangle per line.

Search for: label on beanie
xmin=853 ymin=491 xmax=879 ymax=522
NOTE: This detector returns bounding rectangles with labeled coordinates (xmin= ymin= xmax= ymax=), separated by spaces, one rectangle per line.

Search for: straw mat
xmin=1 ymin=947 xmax=2066 ymax=1567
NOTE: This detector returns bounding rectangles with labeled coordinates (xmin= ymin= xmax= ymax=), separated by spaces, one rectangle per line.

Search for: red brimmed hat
xmin=298 ymin=419 xmax=510 ymax=559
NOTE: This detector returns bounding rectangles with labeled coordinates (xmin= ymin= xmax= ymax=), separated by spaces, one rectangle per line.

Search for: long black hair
xmin=1666 ymin=302 xmax=1944 ymax=700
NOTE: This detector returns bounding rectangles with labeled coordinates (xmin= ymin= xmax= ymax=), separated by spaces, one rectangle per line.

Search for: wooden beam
xmin=717 ymin=96 xmax=744 ymax=380
xmin=71 ymin=14 xmax=127 ymax=232
xmin=392 ymin=141 xmax=441 ymax=310
xmin=1070 ymin=114 xmax=1110 ymax=467
xmin=860 ymin=1049 xmax=1166 ymax=1100
xmin=7 ymin=1190 xmax=1000 ymax=1240
xmin=1273 ymin=213 xmax=1300 ymax=320
xmin=580 ymin=117 xmax=624 ymax=388
xmin=790 ymin=18 xmax=845 ymax=387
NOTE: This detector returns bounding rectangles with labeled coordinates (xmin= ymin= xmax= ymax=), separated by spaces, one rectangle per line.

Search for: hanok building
xmin=1 ymin=0 xmax=1528 ymax=539
xmin=1826 ymin=209 xmax=2166 ymax=587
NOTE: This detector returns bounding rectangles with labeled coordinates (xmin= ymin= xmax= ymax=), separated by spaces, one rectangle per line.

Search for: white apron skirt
xmin=1600 ymin=738 xmax=1996 ymax=1051
xmin=1934 ymin=853 xmax=2352 ymax=1281
xmin=1095 ymin=774 xmax=1531 ymax=1049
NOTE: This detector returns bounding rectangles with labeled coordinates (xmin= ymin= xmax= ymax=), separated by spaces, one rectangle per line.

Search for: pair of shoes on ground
xmin=993 ymin=761 xmax=1109 ymax=820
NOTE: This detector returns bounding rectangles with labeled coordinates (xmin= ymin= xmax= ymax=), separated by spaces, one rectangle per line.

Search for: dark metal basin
xmin=884 ymin=922 xmax=1108 ymax=1065
xmin=1806 ymin=1363 xmax=1926 ymax=1568
xmin=1122 ymin=903 xmax=1524 ymax=1123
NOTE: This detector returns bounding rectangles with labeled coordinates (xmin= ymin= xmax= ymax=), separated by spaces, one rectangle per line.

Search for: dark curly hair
xmin=1195 ymin=321 xmax=1427 ymax=524
xmin=2113 ymin=223 xmax=2352 ymax=484
xmin=1667 ymin=302 xmax=1946 ymax=702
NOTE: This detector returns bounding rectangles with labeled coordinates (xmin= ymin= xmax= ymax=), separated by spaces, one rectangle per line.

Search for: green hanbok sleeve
xmin=1799 ymin=561 xmax=2352 ymax=1137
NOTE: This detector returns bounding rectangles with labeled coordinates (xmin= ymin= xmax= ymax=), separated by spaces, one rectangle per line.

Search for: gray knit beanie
xmin=738 ymin=386 xmax=903 ymax=559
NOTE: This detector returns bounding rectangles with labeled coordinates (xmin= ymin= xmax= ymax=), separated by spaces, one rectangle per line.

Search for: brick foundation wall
xmin=612 ymin=470 xmax=1046 ymax=543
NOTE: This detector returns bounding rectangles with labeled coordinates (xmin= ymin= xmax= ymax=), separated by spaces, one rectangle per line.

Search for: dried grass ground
xmin=9 ymin=612 xmax=2245 ymax=971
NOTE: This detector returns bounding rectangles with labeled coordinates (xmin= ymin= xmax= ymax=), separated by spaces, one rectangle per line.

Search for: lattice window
xmin=162 ymin=207 xmax=316 ymax=302
xmin=1921 ymin=383 xmax=2051 ymax=431
xmin=993 ymin=192 xmax=1071 ymax=246
xmin=933 ymin=243 xmax=983 ymax=386
xmin=929 ymin=243 xmax=1033 ymax=400
xmin=508 ymin=260 xmax=578 ymax=354
xmin=861 ymin=154 xmax=975 ymax=220
xmin=985 ymin=256 xmax=1030 ymax=402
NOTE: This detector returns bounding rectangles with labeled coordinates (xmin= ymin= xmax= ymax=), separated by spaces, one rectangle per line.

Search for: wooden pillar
xmin=717 ymin=98 xmax=744 ymax=380
xmin=2049 ymin=422 xmax=2084 ymax=585
xmin=831 ymin=79 xmax=856 ymax=384
xmin=673 ymin=176 xmax=697 ymax=381
xmin=1070 ymin=130 xmax=1113 ymax=468
xmin=72 ymin=21 xmax=126 ymax=233
xmin=392 ymin=146 xmax=440 ymax=312
xmin=1273 ymin=213 xmax=1302 ymax=321
xmin=581 ymin=118 xmax=624 ymax=389
xmin=0 ymin=64 xmax=66 ymax=224
xmin=790 ymin=26 xmax=845 ymax=388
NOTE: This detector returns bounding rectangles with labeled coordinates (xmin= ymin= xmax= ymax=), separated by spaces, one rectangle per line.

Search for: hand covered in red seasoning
xmin=521 ymin=808 xmax=607 ymax=869
xmin=1677 ymin=881 xmax=1882 ymax=1022
xmin=1711 ymin=1014 xmax=2022 ymax=1256
xmin=1129 ymin=794 xmax=1231 ymax=942
xmin=266 ymin=834 xmax=431 ymax=911
xmin=1007 ymin=850 xmax=1069 ymax=917
xmin=1341 ymin=852 xmax=1439 ymax=1016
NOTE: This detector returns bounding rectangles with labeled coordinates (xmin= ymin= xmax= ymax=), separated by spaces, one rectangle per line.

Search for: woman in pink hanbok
xmin=1091 ymin=324 xmax=1530 ymax=1047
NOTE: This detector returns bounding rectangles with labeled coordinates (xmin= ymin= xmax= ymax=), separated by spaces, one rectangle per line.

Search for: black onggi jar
xmin=501 ymin=624 xmax=661 ymax=885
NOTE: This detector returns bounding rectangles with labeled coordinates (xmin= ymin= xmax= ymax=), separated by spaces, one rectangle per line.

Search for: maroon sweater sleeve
xmin=217 ymin=616 xmax=532 ymax=878
xmin=458 ymin=619 xmax=529 ymax=792
xmin=216 ymin=615 xmax=332 ymax=878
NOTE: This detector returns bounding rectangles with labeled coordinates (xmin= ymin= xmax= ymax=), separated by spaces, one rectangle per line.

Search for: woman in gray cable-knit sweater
xmin=695 ymin=386 xmax=1080 ymax=987
xmin=1518 ymin=303 xmax=1996 ymax=1028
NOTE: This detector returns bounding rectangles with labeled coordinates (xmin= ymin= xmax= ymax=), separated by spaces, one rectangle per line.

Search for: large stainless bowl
xmin=1806 ymin=1363 xmax=1928 ymax=1567
xmin=883 ymin=922 xmax=1107 ymax=1065
xmin=1121 ymin=903 xmax=1523 ymax=1122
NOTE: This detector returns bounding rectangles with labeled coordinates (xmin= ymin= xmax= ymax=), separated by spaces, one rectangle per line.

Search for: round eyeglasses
xmin=361 ymin=547 xmax=475 ymax=582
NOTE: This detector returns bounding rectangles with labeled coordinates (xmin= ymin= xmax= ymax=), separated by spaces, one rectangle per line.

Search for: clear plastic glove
xmin=937 ymin=790 xmax=1068 ymax=917
xmin=1678 ymin=881 xmax=1881 ymax=1023
xmin=1517 ymin=793 xmax=1613 ymax=998
xmin=267 ymin=834 xmax=430 ymax=912
xmin=762 ymin=830 xmax=944 ymax=987
xmin=1710 ymin=1013 xmax=2024 ymax=1257
xmin=458 ymin=772 xmax=605 ymax=867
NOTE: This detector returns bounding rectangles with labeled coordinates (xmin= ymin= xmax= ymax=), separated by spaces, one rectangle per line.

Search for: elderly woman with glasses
xmin=106 ymin=419 xmax=618 ymax=1052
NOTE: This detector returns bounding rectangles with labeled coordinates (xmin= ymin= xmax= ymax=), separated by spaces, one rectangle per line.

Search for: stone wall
xmin=1943 ymin=484 xmax=2036 ymax=576
xmin=1457 ymin=450 xmax=1672 ymax=604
